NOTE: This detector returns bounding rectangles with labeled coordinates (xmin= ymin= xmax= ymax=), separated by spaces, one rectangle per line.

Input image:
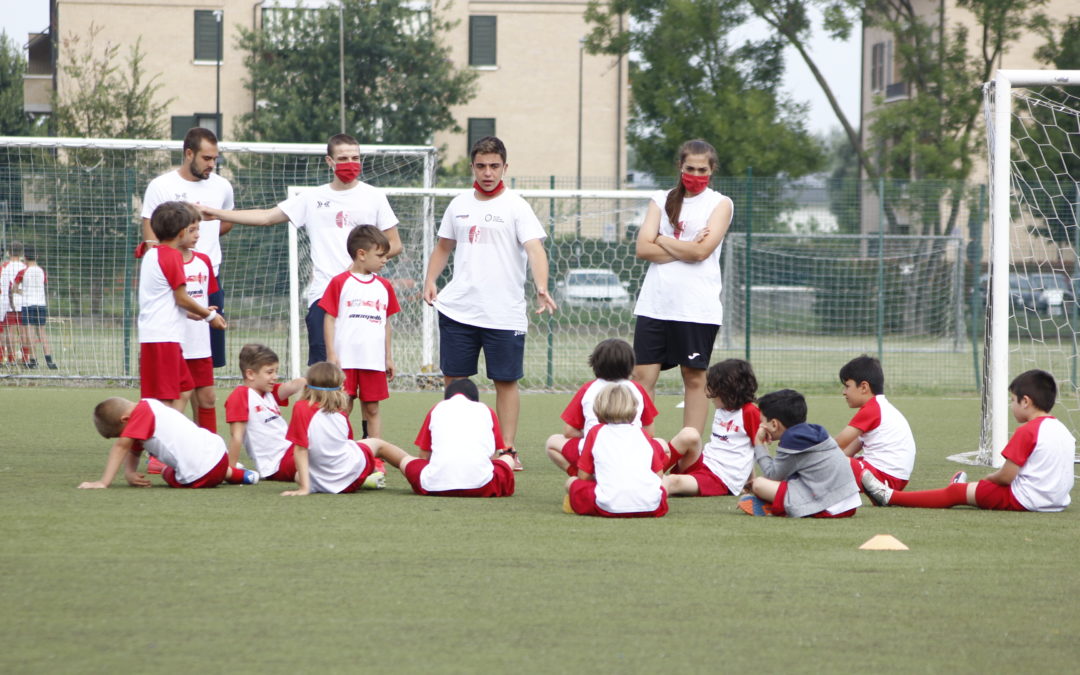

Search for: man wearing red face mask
xmin=632 ymin=139 xmax=733 ymax=437
xmin=199 ymin=133 xmax=402 ymax=366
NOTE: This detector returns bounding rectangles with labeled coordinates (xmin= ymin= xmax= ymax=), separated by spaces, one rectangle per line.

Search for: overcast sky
xmin=1 ymin=0 xmax=860 ymax=137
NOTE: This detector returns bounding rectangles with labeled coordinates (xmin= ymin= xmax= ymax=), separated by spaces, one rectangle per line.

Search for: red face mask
xmin=333 ymin=161 xmax=362 ymax=183
xmin=473 ymin=180 xmax=505 ymax=196
xmin=681 ymin=172 xmax=710 ymax=193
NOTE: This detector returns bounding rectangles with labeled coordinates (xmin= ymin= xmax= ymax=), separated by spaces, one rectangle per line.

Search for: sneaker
xmin=146 ymin=456 xmax=166 ymax=475
xmin=373 ymin=457 xmax=386 ymax=474
xmin=46 ymin=360 xmax=57 ymax=370
xmin=242 ymin=470 xmax=260 ymax=485
xmin=861 ymin=470 xmax=893 ymax=506
xmin=26 ymin=359 xmax=37 ymax=369
xmin=950 ymin=470 xmax=968 ymax=484
xmin=737 ymin=494 xmax=771 ymax=516
xmin=363 ymin=471 xmax=386 ymax=489
xmin=503 ymin=448 xmax=523 ymax=471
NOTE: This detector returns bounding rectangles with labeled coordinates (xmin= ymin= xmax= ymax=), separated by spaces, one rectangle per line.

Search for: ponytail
xmin=664 ymin=181 xmax=688 ymax=232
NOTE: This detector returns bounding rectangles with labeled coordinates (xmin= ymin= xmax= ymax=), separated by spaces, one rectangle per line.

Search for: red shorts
xmin=850 ymin=457 xmax=909 ymax=491
xmin=2 ymin=311 xmax=21 ymax=326
xmin=264 ymin=446 xmax=297 ymax=482
xmin=568 ymin=479 xmax=669 ymax=518
xmin=560 ymin=437 xmax=583 ymax=476
xmin=140 ymin=342 xmax=195 ymax=399
xmin=343 ymin=369 xmax=389 ymax=402
xmin=338 ymin=442 xmax=377 ymax=494
xmin=162 ymin=453 xmax=229 ymax=488
xmin=974 ymin=480 xmax=1028 ymax=511
xmin=771 ymin=481 xmax=856 ymax=519
xmin=403 ymin=457 xmax=516 ymax=497
xmin=671 ymin=455 xmax=734 ymax=497
xmin=185 ymin=357 xmax=215 ymax=388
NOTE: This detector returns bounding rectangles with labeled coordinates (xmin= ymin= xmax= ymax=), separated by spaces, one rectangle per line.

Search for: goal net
xmin=975 ymin=70 xmax=1080 ymax=466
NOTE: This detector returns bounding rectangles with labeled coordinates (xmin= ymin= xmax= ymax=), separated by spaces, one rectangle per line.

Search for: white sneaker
xmin=363 ymin=471 xmax=386 ymax=490
xmin=861 ymin=470 xmax=893 ymax=506
xmin=950 ymin=470 xmax=968 ymax=484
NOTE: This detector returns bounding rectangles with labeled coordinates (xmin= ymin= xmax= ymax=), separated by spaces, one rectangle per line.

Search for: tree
xmin=585 ymin=0 xmax=824 ymax=178
xmin=236 ymin=0 xmax=476 ymax=145
xmin=0 ymin=31 xmax=31 ymax=136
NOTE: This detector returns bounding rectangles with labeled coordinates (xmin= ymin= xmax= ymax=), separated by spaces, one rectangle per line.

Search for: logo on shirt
xmin=484 ymin=214 xmax=504 ymax=224
xmin=455 ymin=214 xmax=469 ymax=219
xmin=255 ymin=405 xmax=263 ymax=412
xmin=186 ymin=272 xmax=208 ymax=286
xmin=468 ymin=224 xmax=481 ymax=244
xmin=317 ymin=200 xmax=331 ymax=208
xmin=346 ymin=298 xmax=388 ymax=312
xmin=174 ymin=192 xmax=188 ymax=200
xmin=674 ymin=220 xmax=685 ymax=239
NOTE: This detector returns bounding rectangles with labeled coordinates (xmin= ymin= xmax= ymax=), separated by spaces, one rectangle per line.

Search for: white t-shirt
xmin=413 ymin=394 xmax=505 ymax=492
xmin=848 ymin=395 xmax=917 ymax=480
xmin=317 ymin=271 xmax=400 ymax=371
xmin=634 ymin=188 xmax=731 ymax=325
xmin=702 ymin=402 xmax=761 ymax=495
xmin=180 ymin=251 xmax=217 ymax=359
xmin=1 ymin=260 xmax=26 ymax=313
xmin=285 ymin=400 xmax=368 ymax=494
xmin=1002 ymin=416 xmax=1075 ymax=512
xmin=15 ymin=265 xmax=46 ymax=307
xmin=138 ymin=246 xmax=187 ymax=344
xmin=224 ymin=383 xmax=293 ymax=477
xmin=434 ymin=189 xmax=547 ymax=331
xmin=277 ymin=182 xmax=399 ymax=307
xmin=578 ymin=424 xmax=666 ymax=513
xmin=560 ymin=379 xmax=659 ymax=436
xmin=122 ymin=399 xmax=225 ymax=484
xmin=141 ymin=170 xmax=234 ymax=273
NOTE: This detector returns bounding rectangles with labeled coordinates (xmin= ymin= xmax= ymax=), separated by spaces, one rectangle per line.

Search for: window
xmin=871 ymin=42 xmax=885 ymax=92
xmin=171 ymin=114 xmax=220 ymax=140
xmin=467 ymin=118 xmax=495 ymax=155
xmin=469 ymin=16 xmax=496 ymax=66
xmin=194 ymin=10 xmax=223 ymax=62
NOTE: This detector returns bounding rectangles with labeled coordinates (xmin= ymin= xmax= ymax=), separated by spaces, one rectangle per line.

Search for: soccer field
xmin=2 ymin=387 xmax=1079 ymax=672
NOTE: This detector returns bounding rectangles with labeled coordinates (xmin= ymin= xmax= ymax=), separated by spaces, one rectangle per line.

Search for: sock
xmin=196 ymin=407 xmax=217 ymax=433
xmin=226 ymin=466 xmax=245 ymax=484
xmin=887 ymin=482 xmax=969 ymax=509
xmin=361 ymin=419 xmax=369 ymax=439
xmin=21 ymin=346 xmax=31 ymax=361
xmin=666 ymin=442 xmax=683 ymax=472
xmin=0 ymin=346 xmax=5 ymax=360
xmin=45 ymin=354 xmax=54 ymax=363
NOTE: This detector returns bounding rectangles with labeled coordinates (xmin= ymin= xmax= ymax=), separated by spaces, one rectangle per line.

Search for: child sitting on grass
xmin=664 ymin=358 xmax=759 ymax=497
xmin=377 ymin=378 xmax=516 ymax=497
xmin=78 ymin=396 xmax=258 ymax=489
xmin=862 ymin=369 xmax=1074 ymax=512
xmin=739 ymin=389 xmax=860 ymax=518
xmin=564 ymin=384 xmax=669 ymax=518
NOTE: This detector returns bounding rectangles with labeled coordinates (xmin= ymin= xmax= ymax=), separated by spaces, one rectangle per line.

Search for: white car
xmin=556 ymin=268 xmax=632 ymax=308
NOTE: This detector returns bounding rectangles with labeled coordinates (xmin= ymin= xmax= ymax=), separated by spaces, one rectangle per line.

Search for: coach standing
xmin=141 ymin=127 xmax=234 ymax=368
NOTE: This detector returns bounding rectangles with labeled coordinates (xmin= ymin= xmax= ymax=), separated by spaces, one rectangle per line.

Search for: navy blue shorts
xmin=208 ymin=284 xmax=226 ymax=368
xmin=438 ymin=311 xmax=525 ymax=382
xmin=305 ymin=303 xmax=328 ymax=366
xmin=633 ymin=315 xmax=718 ymax=371
xmin=21 ymin=305 xmax=47 ymax=326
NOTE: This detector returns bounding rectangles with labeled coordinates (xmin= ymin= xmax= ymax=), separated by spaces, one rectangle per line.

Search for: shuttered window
xmin=467 ymin=118 xmax=496 ymax=155
xmin=194 ymin=10 xmax=222 ymax=62
xmin=469 ymin=16 xmax=496 ymax=66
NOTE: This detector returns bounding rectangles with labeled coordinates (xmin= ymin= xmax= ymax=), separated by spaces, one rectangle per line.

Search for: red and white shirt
xmin=1 ymin=259 xmax=26 ymax=314
xmin=277 ymin=183 xmax=399 ymax=307
xmin=224 ymin=383 xmax=292 ymax=477
xmin=122 ymin=398 xmax=226 ymax=484
xmin=578 ymin=424 xmax=666 ymax=514
xmin=317 ymin=271 xmax=399 ymax=371
xmin=561 ymin=379 xmax=658 ymax=437
xmin=702 ymin=402 xmax=761 ymax=494
xmin=848 ymin=395 xmax=916 ymax=480
xmin=14 ymin=265 xmax=46 ymax=307
xmin=1002 ymin=415 xmax=1075 ymax=512
xmin=141 ymin=170 xmax=234 ymax=273
xmin=285 ymin=400 xmax=367 ymax=494
xmin=138 ymin=246 xmax=187 ymax=344
xmin=414 ymin=394 xmax=505 ymax=492
xmin=180 ymin=251 xmax=218 ymax=359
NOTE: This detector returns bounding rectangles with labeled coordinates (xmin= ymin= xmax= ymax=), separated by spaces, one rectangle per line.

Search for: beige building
xmin=23 ymin=0 xmax=628 ymax=183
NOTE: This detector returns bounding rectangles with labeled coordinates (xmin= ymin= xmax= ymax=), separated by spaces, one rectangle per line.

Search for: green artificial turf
xmin=2 ymin=387 xmax=1078 ymax=673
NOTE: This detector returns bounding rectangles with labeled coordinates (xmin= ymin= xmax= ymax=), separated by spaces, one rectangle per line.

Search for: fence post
xmin=743 ymin=168 xmax=753 ymax=361
xmin=123 ymin=167 xmax=137 ymax=378
xmin=877 ymin=178 xmax=885 ymax=361
xmin=547 ymin=175 xmax=555 ymax=388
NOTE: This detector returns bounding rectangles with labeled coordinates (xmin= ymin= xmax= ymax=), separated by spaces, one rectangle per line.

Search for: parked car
xmin=555 ymin=268 xmax=632 ymax=308
xmin=978 ymin=272 xmax=1074 ymax=315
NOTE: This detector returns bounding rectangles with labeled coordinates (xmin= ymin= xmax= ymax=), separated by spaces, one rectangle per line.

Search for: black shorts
xmin=633 ymin=315 xmax=718 ymax=371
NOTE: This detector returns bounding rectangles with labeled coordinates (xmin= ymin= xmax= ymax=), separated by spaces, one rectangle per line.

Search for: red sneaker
xmin=146 ymin=456 xmax=166 ymax=475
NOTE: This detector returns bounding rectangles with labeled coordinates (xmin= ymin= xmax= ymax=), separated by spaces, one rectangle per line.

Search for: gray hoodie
xmin=754 ymin=422 xmax=859 ymax=518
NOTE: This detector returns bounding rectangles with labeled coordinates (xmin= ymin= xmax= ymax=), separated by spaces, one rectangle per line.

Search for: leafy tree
xmin=0 ymin=31 xmax=31 ymax=136
xmin=236 ymin=0 xmax=476 ymax=145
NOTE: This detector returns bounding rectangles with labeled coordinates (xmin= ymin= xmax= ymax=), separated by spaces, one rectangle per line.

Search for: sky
xmin=0 ymin=0 xmax=861 ymax=137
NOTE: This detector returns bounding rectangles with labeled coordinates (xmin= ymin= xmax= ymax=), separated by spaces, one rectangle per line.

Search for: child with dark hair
xmin=863 ymin=369 xmax=1074 ymax=512
xmin=377 ymin=378 xmax=517 ymax=497
xmin=545 ymin=338 xmax=658 ymax=475
xmin=835 ymin=354 xmax=917 ymax=492
xmin=664 ymin=358 xmax=760 ymax=497
xmin=739 ymin=389 xmax=860 ymax=518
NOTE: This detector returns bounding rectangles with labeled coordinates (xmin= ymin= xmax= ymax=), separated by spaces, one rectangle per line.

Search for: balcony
xmin=23 ymin=32 xmax=53 ymax=114
xmin=884 ymin=81 xmax=908 ymax=103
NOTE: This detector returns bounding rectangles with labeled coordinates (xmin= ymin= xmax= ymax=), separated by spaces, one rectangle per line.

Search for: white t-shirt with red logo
xmin=434 ymin=189 xmax=547 ymax=332
xmin=285 ymin=400 xmax=367 ymax=493
xmin=138 ymin=246 xmax=187 ymax=344
xmin=1 ymin=259 xmax=27 ymax=314
xmin=578 ymin=424 xmax=666 ymax=513
xmin=141 ymin=170 xmax=234 ymax=273
xmin=848 ymin=395 xmax=916 ymax=480
xmin=414 ymin=394 xmax=506 ymax=492
xmin=702 ymin=402 xmax=761 ymax=494
xmin=277 ymin=182 xmax=399 ymax=307
xmin=634 ymin=188 xmax=731 ymax=325
xmin=561 ymin=379 xmax=658 ymax=436
xmin=1002 ymin=415 xmax=1075 ymax=512
xmin=14 ymin=265 xmax=46 ymax=307
xmin=224 ymin=383 xmax=292 ymax=477
xmin=122 ymin=398 xmax=226 ymax=484
xmin=317 ymin=271 xmax=400 ymax=371
xmin=180 ymin=251 xmax=218 ymax=359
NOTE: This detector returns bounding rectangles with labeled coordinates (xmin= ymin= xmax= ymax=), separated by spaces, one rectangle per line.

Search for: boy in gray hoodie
xmin=739 ymin=389 xmax=861 ymax=518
